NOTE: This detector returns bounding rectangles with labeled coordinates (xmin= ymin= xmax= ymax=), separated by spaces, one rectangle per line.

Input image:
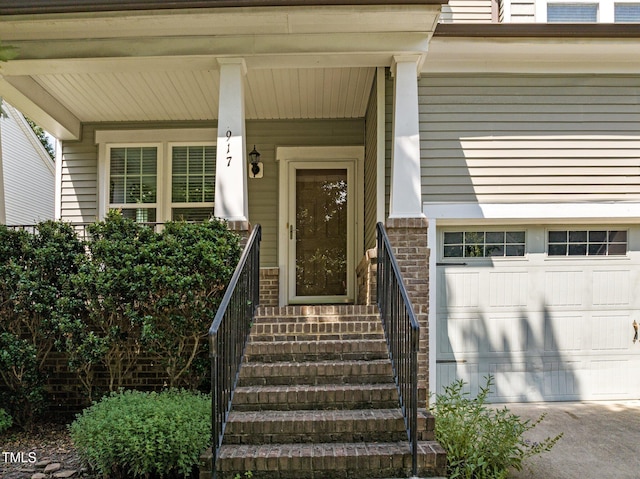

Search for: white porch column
xmin=389 ymin=55 xmax=424 ymax=218
xmin=214 ymin=58 xmax=249 ymax=222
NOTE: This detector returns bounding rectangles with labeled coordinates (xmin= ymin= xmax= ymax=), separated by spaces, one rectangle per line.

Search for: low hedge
xmin=69 ymin=389 xmax=211 ymax=479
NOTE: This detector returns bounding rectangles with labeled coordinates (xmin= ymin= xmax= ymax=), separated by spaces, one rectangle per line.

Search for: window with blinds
xmin=615 ymin=3 xmax=640 ymax=21
xmin=547 ymin=2 xmax=598 ymax=21
xmin=109 ymin=146 xmax=158 ymax=222
xmin=171 ymin=145 xmax=215 ymax=222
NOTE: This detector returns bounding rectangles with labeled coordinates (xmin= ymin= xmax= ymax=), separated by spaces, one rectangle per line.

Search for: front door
xmin=288 ymin=162 xmax=355 ymax=303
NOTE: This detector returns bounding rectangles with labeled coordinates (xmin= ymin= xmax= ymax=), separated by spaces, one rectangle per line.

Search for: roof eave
xmin=0 ymin=0 xmax=448 ymax=16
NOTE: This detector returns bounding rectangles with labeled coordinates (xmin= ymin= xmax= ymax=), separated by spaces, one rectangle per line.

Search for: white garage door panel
xmin=436 ymin=224 xmax=640 ymax=402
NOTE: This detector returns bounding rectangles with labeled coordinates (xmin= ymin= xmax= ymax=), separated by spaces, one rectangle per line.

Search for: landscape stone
xmin=35 ymin=460 xmax=51 ymax=468
xmin=31 ymin=473 xmax=47 ymax=479
xmin=43 ymin=462 xmax=62 ymax=473
xmin=54 ymin=470 xmax=78 ymax=478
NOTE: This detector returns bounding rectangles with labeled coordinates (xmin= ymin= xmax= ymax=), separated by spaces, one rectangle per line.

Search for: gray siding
xmin=419 ymin=75 xmax=640 ymax=204
xmin=1 ymin=103 xmax=55 ymax=225
xmin=440 ymin=0 xmax=493 ymax=23
xmin=364 ymin=74 xmax=378 ymax=250
xmin=385 ymin=72 xmax=393 ymax=219
xmin=61 ymin=119 xmax=364 ymax=267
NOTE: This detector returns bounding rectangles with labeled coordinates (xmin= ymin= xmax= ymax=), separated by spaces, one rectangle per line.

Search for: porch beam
xmin=0 ymin=75 xmax=81 ymax=140
xmin=389 ymin=54 xmax=424 ymax=219
xmin=214 ymin=58 xmax=249 ymax=223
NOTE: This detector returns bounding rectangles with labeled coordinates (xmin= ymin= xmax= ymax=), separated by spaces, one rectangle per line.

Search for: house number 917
xmin=226 ymin=129 xmax=232 ymax=166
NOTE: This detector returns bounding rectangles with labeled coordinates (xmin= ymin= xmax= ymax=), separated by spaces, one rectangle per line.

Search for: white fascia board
xmin=0 ymin=76 xmax=80 ymax=140
xmin=0 ymin=6 xmax=440 ymax=41
xmin=424 ymin=202 xmax=640 ymax=224
xmin=424 ymin=37 xmax=640 ymax=74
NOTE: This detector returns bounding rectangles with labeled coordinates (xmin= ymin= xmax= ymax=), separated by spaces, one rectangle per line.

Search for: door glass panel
xmin=295 ymin=169 xmax=348 ymax=297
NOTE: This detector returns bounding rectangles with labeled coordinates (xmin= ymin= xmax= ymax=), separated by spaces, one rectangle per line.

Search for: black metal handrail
xmin=376 ymin=222 xmax=420 ymax=477
xmin=208 ymin=224 xmax=261 ymax=479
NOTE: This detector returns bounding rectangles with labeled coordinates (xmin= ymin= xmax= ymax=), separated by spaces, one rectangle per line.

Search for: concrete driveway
xmin=502 ymin=400 xmax=640 ymax=479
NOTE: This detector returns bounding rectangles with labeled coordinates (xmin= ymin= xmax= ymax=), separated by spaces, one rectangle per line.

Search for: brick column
xmin=385 ymin=217 xmax=430 ymax=408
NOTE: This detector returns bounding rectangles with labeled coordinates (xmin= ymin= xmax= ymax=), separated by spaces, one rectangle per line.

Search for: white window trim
xmin=534 ymin=0 xmax=640 ymax=22
xmin=96 ymin=128 xmax=216 ymax=221
xmin=440 ymin=228 xmax=528 ymax=261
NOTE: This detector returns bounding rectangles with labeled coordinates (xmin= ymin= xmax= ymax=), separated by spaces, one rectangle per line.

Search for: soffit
xmin=26 ymin=67 xmax=375 ymax=122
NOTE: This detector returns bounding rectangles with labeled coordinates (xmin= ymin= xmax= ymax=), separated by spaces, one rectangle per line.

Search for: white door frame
xmin=277 ymin=146 xmax=364 ymax=306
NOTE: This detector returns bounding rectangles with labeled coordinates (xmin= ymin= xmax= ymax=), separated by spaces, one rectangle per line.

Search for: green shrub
xmin=59 ymin=211 xmax=240 ymax=394
xmin=70 ymin=389 xmax=211 ymax=479
xmin=0 ymin=408 xmax=13 ymax=433
xmin=431 ymin=376 xmax=562 ymax=479
xmin=0 ymin=222 xmax=85 ymax=427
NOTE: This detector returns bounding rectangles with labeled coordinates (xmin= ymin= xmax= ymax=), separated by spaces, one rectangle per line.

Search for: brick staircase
xmin=200 ymin=305 xmax=446 ymax=479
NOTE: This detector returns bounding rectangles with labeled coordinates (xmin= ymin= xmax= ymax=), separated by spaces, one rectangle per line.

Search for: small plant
xmin=0 ymin=408 xmax=13 ymax=433
xmin=431 ymin=376 xmax=562 ymax=479
xmin=69 ymin=389 xmax=211 ymax=478
xmin=233 ymin=472 xmax=253 ymax=479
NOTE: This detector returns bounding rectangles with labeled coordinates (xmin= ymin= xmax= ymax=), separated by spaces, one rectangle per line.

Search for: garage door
xmin=436 ymin=225 xmax=640 ymax=402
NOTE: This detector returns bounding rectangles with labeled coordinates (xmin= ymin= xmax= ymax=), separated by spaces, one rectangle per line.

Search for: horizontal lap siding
xmin=419 ymin=75 xmax=640 ymax=203
xmin=364 ymin=75 xmax=378 ymax=250
xmin=440 ymin=0 xmax=493 ymax=23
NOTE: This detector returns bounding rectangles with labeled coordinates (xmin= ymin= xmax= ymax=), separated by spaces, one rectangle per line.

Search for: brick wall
xmin=356 ymin=248 xmax=377 ymax=305
xmin=259 ymin=267 xmax=279 ymax=307
xmin=384 ymin=217 xmax=430 ymax=408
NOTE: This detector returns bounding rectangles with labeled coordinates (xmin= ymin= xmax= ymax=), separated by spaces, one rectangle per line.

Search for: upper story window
xmin=547 ymin=2 xmax=598 ymax=21
xmin=443 ymin=231 xmax=526 ymax=258
xmin=533 ymin=0 xmax=640 ymax=22
xmin=615 ymin=2 xmax=640 ymax=20
xmin=97 ymin=129 xmax=216 ymax=223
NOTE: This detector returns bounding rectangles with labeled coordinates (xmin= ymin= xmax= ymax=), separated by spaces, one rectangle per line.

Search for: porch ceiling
xmin=18 ymin=66 xmax=376 ymax=123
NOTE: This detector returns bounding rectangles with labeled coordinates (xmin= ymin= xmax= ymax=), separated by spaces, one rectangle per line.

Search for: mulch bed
xmin=0 ymin=420 xmax=96 ymax=479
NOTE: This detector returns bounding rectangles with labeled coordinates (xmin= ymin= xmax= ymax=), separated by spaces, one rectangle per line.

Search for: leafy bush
xmin=0 ymin=222 xmax=85 ymax=427
xmin=431 ymin=376 xmax=562 ymax=479
xmin=69 ymin=389 xmax=211 ymax=479
xmin=0 ymin=408 xmax=13 ymax=433
xmin=59 ymin=211 xmax=240 ymax=394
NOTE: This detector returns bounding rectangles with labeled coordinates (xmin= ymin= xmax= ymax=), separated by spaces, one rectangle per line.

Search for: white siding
xmin=440 ymin=0 xmax=494 ymax=23
xmin=419 ymin=75 xmax=640 ymax=204
xmin=508 ymin=0 xmax=536 ymax=22
xmin=1 ymin=103 xmax=55 ymax=225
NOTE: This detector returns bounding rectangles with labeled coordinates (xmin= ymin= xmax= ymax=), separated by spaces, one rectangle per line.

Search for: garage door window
xmin=443 ymin=231 xmax=526 ymax=258
xmin=548 ymin=230 xmax=627 ymax=256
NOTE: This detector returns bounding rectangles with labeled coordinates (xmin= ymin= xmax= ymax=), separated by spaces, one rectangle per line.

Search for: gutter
xmin=435 ymin=23 xmax=640 ymax=38
xmin=0 ymin=0 xmax=447 ymax=16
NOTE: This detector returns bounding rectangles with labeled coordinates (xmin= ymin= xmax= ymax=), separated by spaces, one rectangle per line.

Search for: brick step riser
xmin=223 ymin=417 xmax=409 ymax=445
xmin=251 ymin=323 xmax=383 ymax=336
xmin=256 ymin=306 xmax=380 ymax=318
xmin=253 ymin=314 xmax=382 ymax=324
xmin=203 ymin=441 xmax=447 ymax=479
xmin=231 ymin=384 xmax=399 ymax=411
xmin=244 ymin=340 xmax=389 ymax=363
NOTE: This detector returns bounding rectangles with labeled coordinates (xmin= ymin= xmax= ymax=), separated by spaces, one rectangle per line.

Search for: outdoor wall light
xmin=249 ymin=145 xmax=263 ymax=178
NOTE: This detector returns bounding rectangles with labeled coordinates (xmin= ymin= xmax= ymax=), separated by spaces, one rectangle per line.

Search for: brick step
xmin=207 ymin=440 xmax=447 ymax=479
xmin=245 ymin=339 xmax=389 ymax=363
xmin=231 ymin=383 xmax=400 ymax=411
xmin=250 ymin=321 xmax=384 ymax=342
xmin=256 ymin=305 xmax=379 ymax=318
xmin=224 ymin=409 xmax=408 ymax=444
xmin=237 ymin=360 xmax=394 ymax=386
